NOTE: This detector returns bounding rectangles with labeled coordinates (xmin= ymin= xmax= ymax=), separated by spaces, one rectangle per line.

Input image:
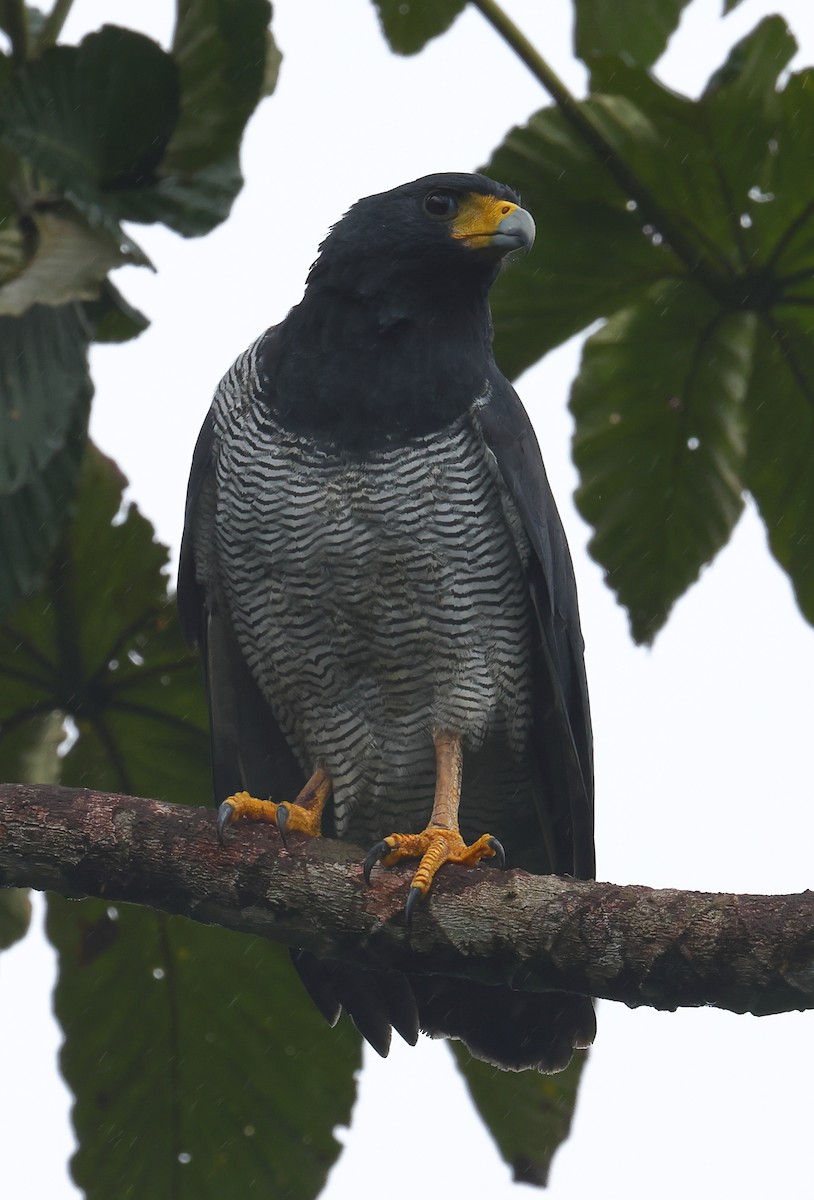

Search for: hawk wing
xmin=477 ymin=365 xmax=594 ymax=881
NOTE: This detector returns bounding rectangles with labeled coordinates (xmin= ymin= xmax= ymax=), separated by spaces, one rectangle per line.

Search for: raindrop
xmin=244 ymin=1125 xmax=256 ymax=1138
xmin=178 ymin=1152 xmax=191 ymax=1165
xmin=152 ymin=967 xmax=165 ymax=980
xmin=768 ymin=138 xmax=779 ymax=155
xmin=651 ymin=232 xmax=663 ymax=246
xmin=739 ymin=213 xmax=752 ymax=229
xmin=106 ymin=906 xmax=119 ymax=921
xmin=127 ymin=649 xmax=144 ymax=666
xmin=687 ymin=437 xmax=700 ymax=451
xmin=160 ymin=674 xmax=171 ymax=686
xmin=609 ymin=412 xmax=622 ymax=425
xmin=398 ymin=2 xmax=410 ymax=12
xmin=625 ymin=199 xmax=637 ymax=212
xmin=108 ymin=658 xmax=119 ymax=671
xmin=58 ymin=715 xmax=79 ymax=759
xmin=748 ymin=185 xmax=774 ymax=203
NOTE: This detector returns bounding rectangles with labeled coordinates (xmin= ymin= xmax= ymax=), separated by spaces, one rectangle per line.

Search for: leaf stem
xmin=1 ymin=0 xmax=29 ymax=62
xmin=36 ymin=0 xmax=74 ymax=51
xmin=469 ymin=0 xmax=731 ymax=302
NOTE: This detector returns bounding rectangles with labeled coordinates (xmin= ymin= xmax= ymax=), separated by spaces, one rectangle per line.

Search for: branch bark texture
xmin=1 ymin=782 xmax=812 ymax=1017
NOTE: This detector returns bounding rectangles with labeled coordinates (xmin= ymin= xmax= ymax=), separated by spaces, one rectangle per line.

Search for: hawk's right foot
xmin=217 ymin=768 xmax=331 ymax=844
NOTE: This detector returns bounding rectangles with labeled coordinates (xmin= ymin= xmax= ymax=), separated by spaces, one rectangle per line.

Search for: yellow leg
xmin=363 ymin=731 xmax=505 ymax=920
xmin=217 ymin=768 xmax=331 ymax=843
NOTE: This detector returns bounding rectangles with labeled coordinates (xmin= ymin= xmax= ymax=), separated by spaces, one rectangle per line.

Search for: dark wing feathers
xmin=478 ymin=367 xmax=594 ymax=880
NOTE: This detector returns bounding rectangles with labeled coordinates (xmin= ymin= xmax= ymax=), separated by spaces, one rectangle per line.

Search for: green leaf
xmin=47 ymin=898 xmax=361 ymax=1200
xmin=723 ymin=0 xmax=747 ymax=12
xmin=0 ymin=445 xmax=211 ymax=805
xmin=485 ymin=100 xmax=680 ymax=378
xmin=748 ymin=70 xmax=814 ymax=273
xmin=0 ymin=27 xmax=179 ymax=195
xmin=451 ymin=1044 xmax=588 ymax=1187
xmin=0 ymin=888 xmax=32 ymax=950
xmin=371 ymin=0 xmax=466 ymax=55
xmin=488 ymin=19 xmax=802 ymax=381
xmin=574 ymin=0 xmax=691 ymax=70
xmin=82 ymin=279 xmax=150 ymax=344
xmin=744 ymin=313 xmax=814 ymax=627
xmin=571 ymin=281 xmax=753 ymax=643
xmin=113 ymin=155 xmax=246 ymax=239
xmin=165 ymin=0 xmax=274 ymax=174
xmin=0 ymin=206 xmax=135 ymax=316
xmin=0 ymin=305 xmax=92 ymax=613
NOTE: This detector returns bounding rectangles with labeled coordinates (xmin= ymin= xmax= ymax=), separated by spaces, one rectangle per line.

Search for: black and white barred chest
xmin=211 ymin=349 xmax=534 ymax=839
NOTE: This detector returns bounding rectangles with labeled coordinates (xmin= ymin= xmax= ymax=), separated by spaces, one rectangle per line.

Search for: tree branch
xmin=1 ymin=782 xmax=812 ymax=1016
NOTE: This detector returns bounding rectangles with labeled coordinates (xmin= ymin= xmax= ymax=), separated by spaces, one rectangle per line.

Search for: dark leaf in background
xmin=166 ymin=0 xmax=275 ymax=174
xmin=485 ymin=100 xmax=681 ymax=379
xmin=452 ymin=1044 xmax=588 ymax=1187
xmin=82 ymin=280 xmax=150 ymax=345
xmin=571 ymin=281 xmax=752 ymax=643
xmin=119 ymin=0 xmax=277 ymax=238
xmin=0 ymin=445 xmax=210 ymax=806
xmin=0 ymin=27 xmax=179 ymax=199
xmin=573 ymin=0 xmax=691 ymax=71
xmin=48 ymin=898 xmax=362 ymax=1200
xmin=744 ymin=314 xmax=814 ymax=627
xmin=0 ymin=305 xmax=92 ymax=613
xmin=489 ymin=17 xmax=814 ymax=638
xmin=0 ymin=888 xmax=31 ymax=950
xmin=371 ymin=0 xmax=466 ymax=55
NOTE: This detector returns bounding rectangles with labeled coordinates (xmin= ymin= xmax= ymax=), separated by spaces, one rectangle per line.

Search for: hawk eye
xmin=423 ymin=191 xmax=458 ymax=219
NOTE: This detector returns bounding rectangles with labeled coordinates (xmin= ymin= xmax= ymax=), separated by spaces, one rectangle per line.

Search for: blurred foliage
xmin=485 ymin=16 xmax=814 ymax=641
xmin=48 ymin=898 xmax=361 ymax=1200
xmin=453 ymin=1044 xmax=588 ymax=1186
xmin=0 ymin=0 xmax=277 ymax=612
xmin=2 ymin=0 xmax=814 ymax=1196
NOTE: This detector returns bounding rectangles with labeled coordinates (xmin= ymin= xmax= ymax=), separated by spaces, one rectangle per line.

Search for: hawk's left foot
xmin=362 ymin=730 xmax=505 ymax=922
xmin=364 ymin=825 xmax=505 ymax=921
xmin=217 ymin=768 xmax=331 ymax=844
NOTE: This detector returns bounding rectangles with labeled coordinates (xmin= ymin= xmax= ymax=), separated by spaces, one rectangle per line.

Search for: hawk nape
xmin=178 ymin=172 xmax=595 ymax=1072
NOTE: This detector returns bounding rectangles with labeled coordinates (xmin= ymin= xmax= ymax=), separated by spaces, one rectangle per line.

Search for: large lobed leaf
xmin=487 ymin=17 xmax=814 ymax=640
xmin=47 ymin=899 xmax=361 ymax=1200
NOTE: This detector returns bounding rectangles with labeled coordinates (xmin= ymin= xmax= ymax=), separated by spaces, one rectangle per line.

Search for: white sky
xmin=2 ymin=1 xmax=814 ymax=1197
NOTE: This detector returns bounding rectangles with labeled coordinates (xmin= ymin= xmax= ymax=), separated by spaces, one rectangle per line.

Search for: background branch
xmin=1 ymin=782 xmax=812 ymax=1016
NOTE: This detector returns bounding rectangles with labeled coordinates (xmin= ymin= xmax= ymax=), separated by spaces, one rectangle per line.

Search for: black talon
xmin=363 ymin=840 xmax=389 ymax=884
xmin=276 ymin=802 xmax=289 ymax=847
xmin=488 ymin=837 xmax=506 ymax=869
xmin=216 ymin=801 xmax=235 ymax=846
xmin=404 ymin=886 xmax=423 ymax=927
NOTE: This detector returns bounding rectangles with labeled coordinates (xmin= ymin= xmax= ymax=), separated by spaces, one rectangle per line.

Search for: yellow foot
xmin=217 ymin=769 xmax=331 ymax=844
xmin=363 ymin=825 xmax=506 ymax=922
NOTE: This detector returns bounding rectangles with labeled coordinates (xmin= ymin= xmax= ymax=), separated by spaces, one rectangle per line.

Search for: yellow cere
xmin=450 ymin=193 xmax=518 ymax=243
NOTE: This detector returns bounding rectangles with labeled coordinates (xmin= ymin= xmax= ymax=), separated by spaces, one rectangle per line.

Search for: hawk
xmin=179 ymin=173 xmax=595 ymax=1071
